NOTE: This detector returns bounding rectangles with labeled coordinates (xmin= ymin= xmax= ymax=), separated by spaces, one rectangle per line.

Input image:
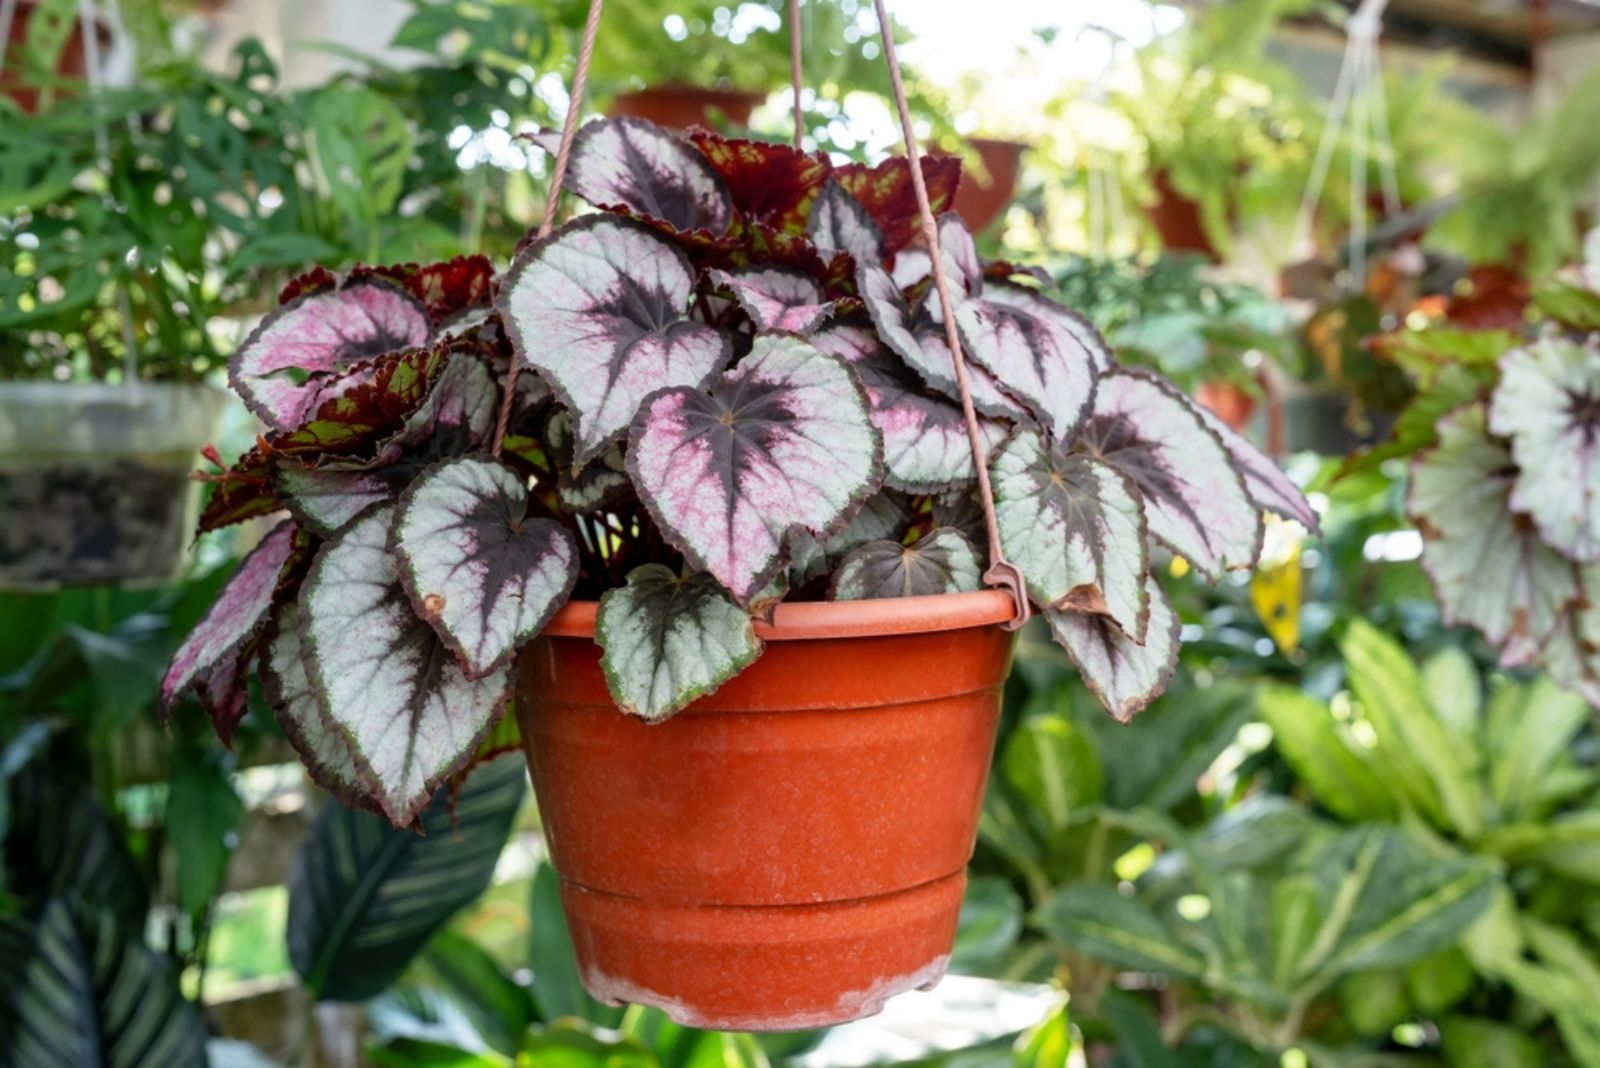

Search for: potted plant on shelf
xmin=161 ymin=115 xmax=1312 ymax=1030
xmin=1 ymin=0 xmax=114 ymax=114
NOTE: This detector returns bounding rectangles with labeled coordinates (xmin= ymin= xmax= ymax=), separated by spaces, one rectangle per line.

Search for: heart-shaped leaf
xmin=563 ymin=117 xmax=733 ymax=234
xmin=274 ymin=464 xmax=402 ymax=536
xmin=1048 ymin=574 xmax=1181 ymax=722
xmin=544 ymin=410 xmax=631 ymax=513
xmin=1410 ymin=403 xmax=1580 ymax=666
xmin=385 ymin=255 xmax=496 ymax=326
xmin=807 ymin=179 xmax=885 ymax=263
xmin=1488 ymin=336 xmax=1600 ymax=562
xmin=833 ymin=156 xmax=962 ymax=254
xmin=0 ymin=900 xmax=207 ymax=1068
xmin=788 ymin=489 xmax=913 ymax=587
xmin=1195 ymin=405 xmax=1320 ymax=534
xmin=288 ymin=755 xmax=525 ymax=1001
xmin=814 ymin=321 xmax=1005 ymax=493
xmin=394 ymin=456 xmax=579 ymax=678
xmin=261 ymin=602 xmax=378 ymax=813
xmin=829 ymin=528 xmax=982 ymax=600
xmin=160 ymin=519 xmax=303 ymax=720
xmin=991 ymin=428 xmax=1149 ymax=637
xmin=709 ymin=266 xmax=833 ymax=333
xmin=687 ymin=131 xmax=830 ymax=233
xmin=499 ymin=215 xmax=733 ymax=464
xmin=596 ymin=564 xmax=763 ymax=721
xmin=230 ymin=277 xmax=432 ymax=430
xmin=628 ymin=333 xmax=883 ymax=603
xmin=1078 ymin=371 xmax=1262 ymax=580
xmin=299 ymin=505 xmax=513 ymax=826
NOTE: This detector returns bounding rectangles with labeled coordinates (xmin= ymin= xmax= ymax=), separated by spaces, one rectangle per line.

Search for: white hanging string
xmin=0 ymin=0 xmax=16 ymax=81
xmin=1295 ymin=0 xmax=1395 ymax=290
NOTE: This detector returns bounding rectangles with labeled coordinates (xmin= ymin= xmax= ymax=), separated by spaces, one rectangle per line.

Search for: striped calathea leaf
xmin=299 ymin=504 xmax=513 ymax=826
xmin=1077 ymin=371 xmax=1263 ymax=581
xmin=596 ymin=564 xmax=763 ymax=721
xmin=499 ymin=214 xmax=733 ymax=465
xmin=393 ymin=456 xmax=579 ymax=678
xmin=813 ymin=321 xmax=1006 ymax=493
xmin=230 ymin=275 xmax=434 ymax=430
xmin=158 ymin=519 xmax=307 ymax=738
xmin=709 ymin=267 xmax=834 ymax=333
xmin=560 ymin=117 xmax=734 ymax=234
xmin=628 ymin=333 xmax=883 ymax=603
xmin=1048 ymin=575 xmax=1182 ymax=723
xmin=1487 ymin=336 xmax=1600 ymax=562
xmin=1409 ymin=403 xmax=1580 ymax=668
xmin=830 ymin=528 xmax=983 ymax=601
xmin=990 ymin=429 xmax=1149 ymax=639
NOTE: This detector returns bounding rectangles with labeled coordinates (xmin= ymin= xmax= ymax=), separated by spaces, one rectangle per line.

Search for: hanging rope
xmin=787 ymin=0 xmax=804 ymax=149
xmin=491 ymin=0 xmax=606 ymax=457
xmin=868 ymin=0 xmax=1031 ymax=630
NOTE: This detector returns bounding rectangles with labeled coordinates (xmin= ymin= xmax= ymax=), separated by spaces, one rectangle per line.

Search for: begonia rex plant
xmin=161 ymin=117 xmax=1314 ymax=827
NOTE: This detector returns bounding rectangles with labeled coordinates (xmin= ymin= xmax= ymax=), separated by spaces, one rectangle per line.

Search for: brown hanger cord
xmin=868 ymin=0 xmax=1031 ymax=630
xmin=492 ymin=0 xmax=606 ymax=457
xmin=788 ymin=0 xmax=805 ymax=149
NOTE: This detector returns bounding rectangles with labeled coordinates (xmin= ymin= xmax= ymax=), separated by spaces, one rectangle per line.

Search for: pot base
xmin=561 ymin=871 xmax=965 ymax=1032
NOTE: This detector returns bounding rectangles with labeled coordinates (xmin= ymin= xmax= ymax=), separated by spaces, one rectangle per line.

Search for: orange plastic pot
xmin=608 ymin=84 xmax=766 ymax=131
xmin=1147 ymin=168 xmax=1220 ymax=261
xmin=951 ymin=137 xmax=1026 ymax=233
xmin=515 ymin=590 xmax=1016 ymax=1031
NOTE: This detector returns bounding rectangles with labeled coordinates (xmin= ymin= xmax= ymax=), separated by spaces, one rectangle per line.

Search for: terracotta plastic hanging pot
xmin=949 ymin=137 xmax=1026 ymax=233
xmin=1195 ymin=380 xmax=1256 ymax=433
xmin=1146 ymin=168 xmax=1220 ymax=261
xmin=2 ymin=0 xmax=113 ymax=114
xmin=608 ymin=84 xmax=766 ymax=131
xmin=516 ymin=589 xmax=1016 ymax=1031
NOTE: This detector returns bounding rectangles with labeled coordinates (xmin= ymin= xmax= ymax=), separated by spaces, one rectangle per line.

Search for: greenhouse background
xmin=3 ymin=0 xmax=1600 ymax=1065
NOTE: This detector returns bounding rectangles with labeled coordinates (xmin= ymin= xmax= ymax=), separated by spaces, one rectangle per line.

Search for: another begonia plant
xmin=162 ymin=118 xmax=1315 ymax=827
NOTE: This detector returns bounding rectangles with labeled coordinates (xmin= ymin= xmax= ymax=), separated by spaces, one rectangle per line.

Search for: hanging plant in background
xmin=162 ymin=116 xmax=1313 ymax=828
xmin=1358 ymin=232 xmax=1600 ymax=705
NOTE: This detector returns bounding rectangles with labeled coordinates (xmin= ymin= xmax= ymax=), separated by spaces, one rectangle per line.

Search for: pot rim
xmin=542 ymin=588 xmax=1016 ymax=642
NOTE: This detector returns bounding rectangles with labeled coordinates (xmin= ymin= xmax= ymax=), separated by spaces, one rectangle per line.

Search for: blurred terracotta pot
xmin=951 ymin=137 xmax=1026 ymax=233
xmin=1147 ymin=168 xmax=1220 ymax=261
xmin=2 ymin=0 xmax=111 ymax=114
xmin=1195 ymin=380 xmax=1256 ymax=433
xmin=516 ymin=590 xmax=1017 ymax=1031
xmin=608 ymin=84 xmax=765 ymax=131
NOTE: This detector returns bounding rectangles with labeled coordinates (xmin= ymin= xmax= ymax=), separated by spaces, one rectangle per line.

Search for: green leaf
xmin=519 ymin=1021 xmax=655 ymax=1068
xmin=1484 ymin=676 xmax=1590 ymax=822
xmin=3 ymin=766 xmax=147 ymax=924
xmin=1335 ymin=970 xmax=1411 ymax=1036
xmin=166 ymin=742 xmax=246 ymax=919
xmin=0 ymin=899 xmax=207 ymax=1068
xmin=1481 ymin=811 xmax=1600 ymax=884
xmin=595 ymin=565 xmax=762 ymax=722
xmin=1419 ymin=646 xmax=1482 ymax=741
xmin=1269 ymin=874 xmax=1325 ymax=991
xmin=1533 ymin=280 xmax=1600 ymax=331
xmin=1294 ymin=826 xmax=1496 ymax=989
xmin=309 ymin=86 xmax=414 ymax=233
xmin=1405 ymin=946 xmax=1476 ymax=1015
xmin=1001 ymin=714 xmax=1103 ymax=839
xmin=1013 ymin=1006 xmax=1071 ymax=1068
xmin=287 ymin=756 xmax=526 ymax=1001
xmin=413 ymin=930 xmax=534 ymax=1056
xmin=1256 ymin=685 xmax=1397 ymax=823
xmin=950 ymin=875 xmax=1024 ymax=976
xmin=1031 ymin=883 xmax=1204 ymax=979
xmin=368 ymin=1039 xmax=510 ymax=1068
xmin=530 ymin=861 xmax=622 ymax=1027
xmin=1438 ymin=1017 xmax=1544 ymax=1068
xmin=1101 ymin=990 xmax=1172 ymax=1067
xmin=1341 ymin=621 xmax=1482 ymax=839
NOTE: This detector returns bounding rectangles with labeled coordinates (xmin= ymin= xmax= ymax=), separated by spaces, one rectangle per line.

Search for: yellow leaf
xmin=1251 ymin=518 xmax=1303 ymax=653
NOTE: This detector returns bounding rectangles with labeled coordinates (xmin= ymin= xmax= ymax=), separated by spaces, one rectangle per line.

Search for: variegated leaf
xmin=829 ymin=528 xmax=982 ymax=601
xmin=499 ymin=215 xmax=733 ymax=464
xmin=1078 ymin=372 xmax=1262 ymax=580
xmin=807 ymin=180 xmax=885 ymax=264
xmin=1049 ymin=575 xmax=1181 ymax=723
xmin=564 ymin=117 xmax=733 ymax=234
xmin=983 ymin=281 xmax=1113 ymax=374
xmin=543 ymin=409 xmax=630 ymax=513
xmin=596 ymin=564 xmax=762 ymax=722
xmin=833 ymin=155 xmax=962 ymax=254
xmin=687 ymin=131 xmax=830 ymax=233
xmin=160 ymin=519 xmax=301 ymax=719
xmin=709 ymin=267 xmax=833 ymax=333
xmin=394 ymin=457 xmax=578 ymax=678
xmin=788 ymin=489 xmax=912 ymax=586
xmin=859 ymin=263 xmax=1028 ymax=422
xmin=196 ymin=638 xmax=257 ymax=747
xmin=230 ymin=277 xmax=432 ymax=430
xmin=1195 ymin=405 xmax=1320 ymax=534
xmin=1544 ymin=567 xmax=1600 ymax=707
xmin=628 ymin=333 xmax=882 ymax=603
xmin=1410 ymin=403 xmax=1579 ymax=666
xmin=813 ymin=321 xmax=1003 ymax=493
xmin=274 ymin=463 xmax=403 ymax=536
xmin=299 ymin=505 xmax=512 ymax=827
xmin=260 ymin=601 xmax=377 ymax=813
xmin=990 ymin=429 xmax=1148 ymax=638
xmin=1488 ymin=336 xmax=1600 ymax=562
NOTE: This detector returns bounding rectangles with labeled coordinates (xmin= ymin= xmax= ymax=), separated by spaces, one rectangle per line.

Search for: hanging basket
xmin=0 ymin=381 xmax=225 ymax=589
xmin=608 ymin=84 xmax=766 ymax=131
xmin=516 ymin=591 xmax=1016 ymax=1030
xmin=1 ymin=0 xmax=113 ymax=114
